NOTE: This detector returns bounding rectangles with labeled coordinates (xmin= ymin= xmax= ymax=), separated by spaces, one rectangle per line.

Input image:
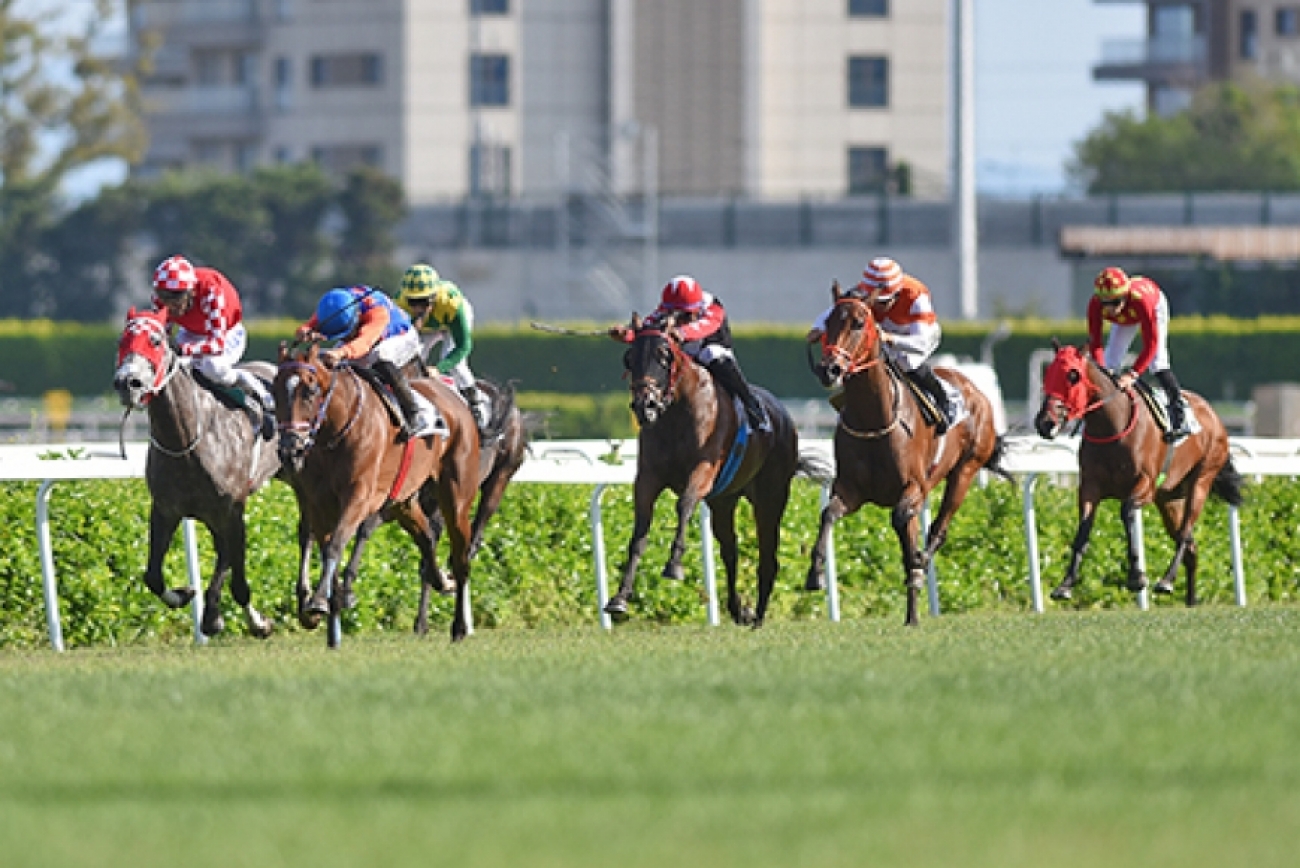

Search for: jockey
xmin=1088 ymin=266 xmax=1186 ymax=440
xmin=150 ymin=255 xmax=274 ymax=425
xmin=396 ymin=263 xmax=491 ymax=433
xmin=808 ymin=257 xmax=950 ymax=433
xmin=294 ymin=285 xmax=438 ymax=439
xmin=609 ymin=274 xmax=772 ymax=432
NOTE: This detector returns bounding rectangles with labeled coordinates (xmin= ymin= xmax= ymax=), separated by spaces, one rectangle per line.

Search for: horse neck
xmin=1080 ymin=359 xmax=1134 ymax=435
xmin=147 ymin=357 xmax=202 ymax=445
xmin=841 ymin=348 xmax=898 ymax=427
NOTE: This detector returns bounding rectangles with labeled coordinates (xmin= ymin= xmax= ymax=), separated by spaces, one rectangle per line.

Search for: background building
xmin=129 ymin=0 xmax=951 ymax=202
xmin=1094 ymin=0 xmax=1300 ymax=116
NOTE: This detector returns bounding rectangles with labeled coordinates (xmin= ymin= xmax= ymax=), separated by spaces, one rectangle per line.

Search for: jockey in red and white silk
xmin=150 ymin=255 xmax=272 ymax=414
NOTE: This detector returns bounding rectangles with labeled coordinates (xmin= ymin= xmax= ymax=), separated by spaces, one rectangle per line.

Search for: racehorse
xmin=415 ymin=379 xmax=529 ymax=631
xmin=606 ymin=314 xmax=828 ymax=627
xmin=1033 ymin=341 xmax=1243 ymax=605
xmin=113 ymin=307 xmax=279 ymax=638
xmin=807 ymin=285 xmax=1008 ymax=627
xmin=273 ymin=344 xmax=481 ymax=644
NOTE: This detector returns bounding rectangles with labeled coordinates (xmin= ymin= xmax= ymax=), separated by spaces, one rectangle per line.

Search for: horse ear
xmin=1051 ymin=336 xmax=1061 ymax=351
xmin=631 ymin=311 xmax=642 ymax=330
xmin=831 ymin=279 xmax=841 ymax=301
xmin=278 ymin=340 xmax=289 ymax=363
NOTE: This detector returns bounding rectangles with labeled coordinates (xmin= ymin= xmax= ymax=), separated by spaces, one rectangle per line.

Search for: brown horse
xmin=416 ymin=379 xmax=529 ymax=625
xmin=606 ymin=316 xmax=828 ymax=626
xmin=273 ymin=345 xmax=480 ymax=644
xmin=1033 ymin=342 xmax=1243 ymax=605
xmin=808 ymin=286 xmax=1007 ymax=627
xmin=113 ymin=307 xmax=279 ymax=638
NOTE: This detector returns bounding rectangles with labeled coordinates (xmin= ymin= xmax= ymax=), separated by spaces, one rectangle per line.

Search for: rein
xmin=279 ymin=361 xmax=365 ymax=451
xmin=147 ymin=352 xmax=204 ymax=458
xmin=631 ymin=329 xmax=684 ymax=407
xmin=836 ymin=374 xmax=904 ymax=440
xmin=825 ymin=298 xmax=900 ymax=440
xmin=1077 ymin=359 xmax=1139 ymax=444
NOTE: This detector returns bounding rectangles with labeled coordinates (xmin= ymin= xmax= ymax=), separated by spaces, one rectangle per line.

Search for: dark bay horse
xmin=808 ymin=287 xmax=1007 ymax=627
xmin=417 ymin=379 xmax=529 ymax=623
xmin=113 ymin=307 xmax=278 ymax=638
xmin=606 ymin=316 xmax=826 ymax=626
xmin=273 ymin=345 xmax=481 ymax=644
xmin=1033 ymin=342 xmax=1243 ymax=605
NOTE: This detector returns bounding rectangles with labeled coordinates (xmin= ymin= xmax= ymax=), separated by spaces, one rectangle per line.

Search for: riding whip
xmin=529 ymin=322 xmax=610 ymax=337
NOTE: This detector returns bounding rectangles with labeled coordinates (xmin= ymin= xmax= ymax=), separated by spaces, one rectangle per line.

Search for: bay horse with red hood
xmin=808 ymin=283 xmax=1008 ymax=627
xmin=1034 ymin=341 xmax=1243 ymax=605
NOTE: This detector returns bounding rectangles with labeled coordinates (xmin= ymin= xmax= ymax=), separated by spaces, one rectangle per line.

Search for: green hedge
xmin=3 ymin=475 xmax=1298 ymax=649
xmin=6 ymin=315 xmax=1300 ymax=402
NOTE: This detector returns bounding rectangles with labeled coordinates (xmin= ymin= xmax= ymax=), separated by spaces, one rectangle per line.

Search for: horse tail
xmin=1212 ymin=457 xmax=1245 ymax=507
xmin=982 ymin=434 xmax=1014 ymax=482
xmin=795 ymin=447 xmax=835 ymax=485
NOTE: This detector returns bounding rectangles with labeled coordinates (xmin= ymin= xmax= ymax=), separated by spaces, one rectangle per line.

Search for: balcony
xmin=132 ymin=0 xmax=266 ymax=48
xmin=142 ymin=85 xmax=265 ymax=139
xmin=1094 ymin=35 xmax=1207 ymax=82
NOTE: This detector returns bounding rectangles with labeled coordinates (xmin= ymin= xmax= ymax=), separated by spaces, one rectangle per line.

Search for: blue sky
xmin=976 ymin=0 xmax=1146 ymax=197
xmin=55 ymin=0 xmax=1146 ymax=202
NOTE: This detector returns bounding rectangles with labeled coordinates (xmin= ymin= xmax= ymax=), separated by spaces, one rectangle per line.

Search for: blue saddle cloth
xmin=709 ymin=397 xmax=751 ymax=497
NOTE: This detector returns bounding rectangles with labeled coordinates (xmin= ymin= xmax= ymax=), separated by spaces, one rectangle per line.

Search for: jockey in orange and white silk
xmin=150 ymin=256 xmax=271 ymax=412
xmin=812 ymin=272 xmax=942 ymax=374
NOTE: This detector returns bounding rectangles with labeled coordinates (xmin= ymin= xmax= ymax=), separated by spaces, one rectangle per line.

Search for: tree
xmin=332 ymin=165 xmax=407 ymax=294
xmin=0 ymin=0 xmax=147 ymax=317
xmin=1069 ymin=80 xmax=1300 ymax=194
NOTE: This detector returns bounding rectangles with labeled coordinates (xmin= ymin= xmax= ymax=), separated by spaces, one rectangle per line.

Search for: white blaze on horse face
xmin=114 ymin=355 xmax=157 ymax=408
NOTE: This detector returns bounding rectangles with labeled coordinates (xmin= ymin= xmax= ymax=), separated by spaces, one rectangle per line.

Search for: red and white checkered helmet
xmin=152 ymin=256 xmax=198 ymax=294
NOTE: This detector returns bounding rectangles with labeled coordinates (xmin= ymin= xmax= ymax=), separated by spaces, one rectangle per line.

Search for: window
xmin=848 ymin=0 xmax=887 ymax=16
xmin=470 ymin=142 xmax=512 ymax=196
xmin=195 ymin=50 xmax=223 ymax=86
xmin=847 ymin=147 xmax=888 ymax=194
xmin=275 ymin=56 xmax=292 ymax=88
xmin=1153 ymin=85 xmax=1193 ymax=117
xmin=310 ymin=53 xmax=382 ymax=88
xmin=1241 ymin=10 xmax=1258 ymax=59
xmin=470 ymin=53 xmax=510 ymax=106
xmin=1278 ymin=7 xmax=1300 ymax=36
xmin=848 ymin=56 xmax=888 ymax=107
xmin=311 ymin=143 xmax=383 ymax=173
xmin=470 ymin=0 xmax=509 ymax=13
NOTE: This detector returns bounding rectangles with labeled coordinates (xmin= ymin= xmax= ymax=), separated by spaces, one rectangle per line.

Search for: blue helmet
xmin=314 ymin=288 xmax=360 ymax=340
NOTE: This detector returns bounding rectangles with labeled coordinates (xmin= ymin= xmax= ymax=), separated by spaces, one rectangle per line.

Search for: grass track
xmin=2 ymin=608 xmax=1299 ymax=867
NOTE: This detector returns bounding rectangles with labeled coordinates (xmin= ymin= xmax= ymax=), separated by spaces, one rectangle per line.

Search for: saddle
xmin=883 ymin=356 xmax=947 ymax=430
xmin=1134 ymin=380 xmax=1195 ymax=439
xmin=350 ymin=365 xmax=449 ymax=437
xmin=191 ymin=368 xmax=273 ymax=439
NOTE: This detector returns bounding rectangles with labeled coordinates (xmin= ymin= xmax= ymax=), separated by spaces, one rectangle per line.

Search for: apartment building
xmin=1095 ymin=0 xmax=1300 ymax=116
xmin=129 ymin=0 xmax=951 ymax=204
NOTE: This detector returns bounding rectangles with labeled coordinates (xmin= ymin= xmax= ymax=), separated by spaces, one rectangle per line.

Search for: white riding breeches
xmin=1103 ymin=293 xmax=1171 ymax=374
xmin=180 ymin=322 xmax=247 ymax=387
xmin=882 ymin=320 xmax=941 ymax=373
xmin=359 ymin=328 xmax=423 ymax=370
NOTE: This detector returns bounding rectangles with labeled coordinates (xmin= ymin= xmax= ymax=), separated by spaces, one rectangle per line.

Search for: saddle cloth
xmin=1135 ymin=381 xmax=1200 ymax=438
xmin=890 ymin=361 xmax=967 ymax=432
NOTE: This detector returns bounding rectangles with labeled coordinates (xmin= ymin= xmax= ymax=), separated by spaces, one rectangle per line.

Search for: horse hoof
xmin=661 ymin=563 xmax=685 ymax=581
xmin=249 ymin=621 xmax=273 ymax=640
xmin=1126 ymin=573 xmax=1149 ymax=593
xmin=804 ymin=572 xmax=825 ymax=592
xmin=1050 ymin=586 xmax=1072 ymax=601
xmin=343 ymin=590 xmax=358 ymax=610
xmin=200 ymin=614 xmax=224 ymax=638
xmin=1153 ymin=579 xmax=1175 ymax=595
xmin=299 ymin=608 xmax=322 ymax=631
xmin=603 ymin=597 xmax=630 ymax=620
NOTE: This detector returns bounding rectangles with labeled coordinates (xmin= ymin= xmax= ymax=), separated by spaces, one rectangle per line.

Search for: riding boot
xmin=909 ymin=362 xmax=951 ymax=434
xmin=1155 ymin=369 xmax=1187 ymax=440
xmin=374 ymin=360 xmax=437 ymax=438
xmin=460 ymin=384 xmax=492 ymax=433
xmin=232 ymin=370 xmax=274 ymax=438
xmin=708 ymin=356 xmax=772 ymax=433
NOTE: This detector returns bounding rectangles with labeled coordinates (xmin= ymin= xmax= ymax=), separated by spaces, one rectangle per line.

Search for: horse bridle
xmin=278 ymin=360 xmax=365 ymax=452
xmin=627 ymin=329 xmax=683 ymax=411
xmin=821 ymin=296 xmax=885 ymax=379
xmin=120 ymin=317 xmax=204 ymax=457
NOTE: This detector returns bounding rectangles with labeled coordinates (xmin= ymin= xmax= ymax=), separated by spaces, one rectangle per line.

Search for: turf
xmin=1 ymin=608 xmax=1298 ymax=868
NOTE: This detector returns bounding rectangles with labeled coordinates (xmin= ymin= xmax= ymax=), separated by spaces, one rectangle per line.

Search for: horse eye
xmin=1067 ymin=370 xmax=1081 ymax=384
xmin=149 ymin=333 xmax=162 ymax=347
